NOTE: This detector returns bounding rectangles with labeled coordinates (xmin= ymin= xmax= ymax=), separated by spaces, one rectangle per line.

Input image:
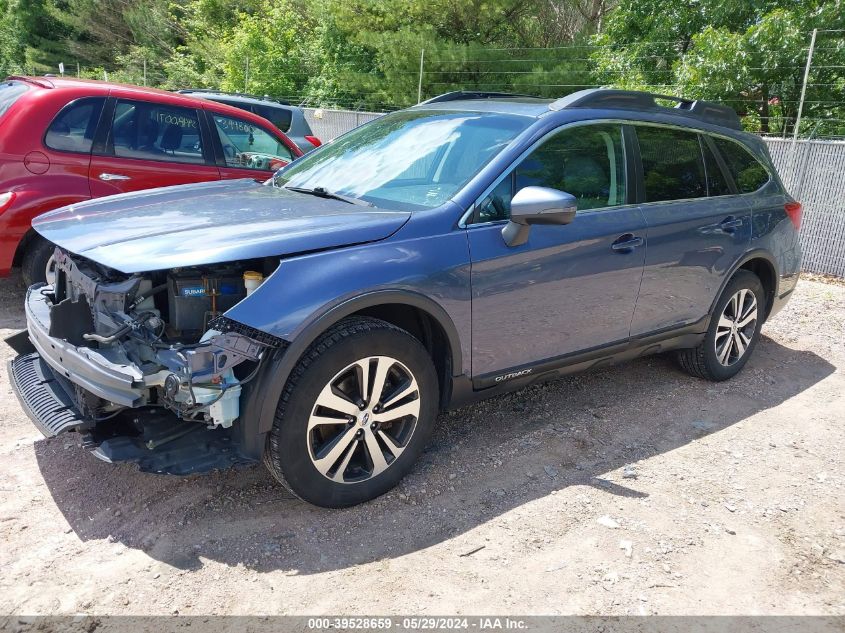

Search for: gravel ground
xmin=0 ymin=271 xmax=842 ymax=616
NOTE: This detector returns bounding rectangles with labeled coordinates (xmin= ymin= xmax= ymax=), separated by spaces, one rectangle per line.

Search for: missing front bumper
xmin=10 ymin=351 xmax=257 ymax=474
xmin=25 ymin=284 xmax=145 ymax=408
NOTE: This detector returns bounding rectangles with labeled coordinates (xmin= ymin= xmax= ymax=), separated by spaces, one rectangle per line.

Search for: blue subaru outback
xmin=9 ymin=89 xmax=802 ymax=507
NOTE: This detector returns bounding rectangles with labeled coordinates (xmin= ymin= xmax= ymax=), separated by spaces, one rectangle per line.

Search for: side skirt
xmin=448 ymin=319 xmax=708 ymax=410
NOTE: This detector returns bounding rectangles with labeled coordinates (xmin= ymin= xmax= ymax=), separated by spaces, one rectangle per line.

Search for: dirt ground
xmin=0 ymin=271 xmax=842 ymax=617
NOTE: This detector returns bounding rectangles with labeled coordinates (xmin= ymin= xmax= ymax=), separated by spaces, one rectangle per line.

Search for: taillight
xmin=304 ymin=135 xmax=322 ymax=148
xmin=0 ymin=191 xmax=15 ymax=214
xmin=784 ymin=201 xmax=802 ymax=230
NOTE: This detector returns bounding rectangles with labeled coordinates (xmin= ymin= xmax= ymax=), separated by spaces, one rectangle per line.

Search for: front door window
xmin=211 ymin=114 xmax=294 ymax=171
xmin=475 ymin=123 xmax=627 ymax=223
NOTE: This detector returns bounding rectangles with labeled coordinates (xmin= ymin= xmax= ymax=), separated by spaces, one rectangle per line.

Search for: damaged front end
xmin=9 ymin=248 xmax=283 ymax=474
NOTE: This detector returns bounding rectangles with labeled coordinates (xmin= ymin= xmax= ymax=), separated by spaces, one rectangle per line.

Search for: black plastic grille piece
xmin=207 ymin=316 xmax=287 ymax=349
xmin=8 ymin=353 xmax=86 ymax=437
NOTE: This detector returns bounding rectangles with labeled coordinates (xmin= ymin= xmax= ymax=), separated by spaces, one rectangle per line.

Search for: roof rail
xmin=420 ymin=90 xmax=538 ymax=105
xmin=4 ymin=75 xmax=54 ymax=89
xmin=550 ymin=88 xmax=742 ymax=131
xmin=176 ymin=88 xmax=290 ymax=106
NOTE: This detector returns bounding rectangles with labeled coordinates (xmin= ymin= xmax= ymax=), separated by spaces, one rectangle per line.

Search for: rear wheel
xmin=21 ymin=235 xmax=57 ymax=287
xmin=264 ymin=316 xmax=439 ymax=507
xmin=677 ymin=270 xmax=764 ymax=381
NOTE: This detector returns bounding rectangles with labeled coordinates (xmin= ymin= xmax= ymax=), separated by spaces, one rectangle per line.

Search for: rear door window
xmin=44 ymin=97 xmax=105 ymax=153
xmin=211 ymin=113 xmax=294 ymax=171
xmin=636 ymin=126 xmax=707 ymax=202
xmin=711 ymin=137 xmax=770 ymax=193
xmin=0 ymin=81 xmax=30 ymax=118
xmin=110 ymin=99 xmax=205 ymax=164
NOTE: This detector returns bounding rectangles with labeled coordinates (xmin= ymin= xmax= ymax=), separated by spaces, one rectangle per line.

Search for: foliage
xmin=0 ymin=0 xmax=842 ymax=135
xmin=0 ymin=0 xmax=26 ymax=73
xmin=592 ymin=0 xmax=845 ymax=135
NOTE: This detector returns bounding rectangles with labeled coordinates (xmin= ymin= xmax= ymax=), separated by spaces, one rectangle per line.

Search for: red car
xmin=0 ymin=76 xmax=303 ymax=285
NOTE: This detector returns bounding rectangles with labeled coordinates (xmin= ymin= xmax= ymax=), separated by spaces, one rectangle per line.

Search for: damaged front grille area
xmin=30 ymin=248 xmax=281 ymax=434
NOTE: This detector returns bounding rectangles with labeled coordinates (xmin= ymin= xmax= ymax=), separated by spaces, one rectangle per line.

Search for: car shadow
xmin=2 ymin=277 xmax=833 ymax=576
xmin=30 ymin=336 xmax=835 ymax=575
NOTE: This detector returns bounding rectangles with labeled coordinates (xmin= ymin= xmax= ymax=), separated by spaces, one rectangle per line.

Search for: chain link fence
xmin=302 ymin=108 xmax=382 ymax=141
xmin=767 ymin=138 xmax=845 ymax=277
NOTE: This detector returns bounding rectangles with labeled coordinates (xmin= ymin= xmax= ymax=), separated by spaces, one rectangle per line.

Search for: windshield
xmin=0 ymin=81 xmax=30 ymax=119
xmin=271 ymin=110 xmax=532 ymax=210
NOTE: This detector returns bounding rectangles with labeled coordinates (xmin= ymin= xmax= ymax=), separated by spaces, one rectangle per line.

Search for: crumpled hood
xmin=32 ymin=179 xmax=411 ymax=273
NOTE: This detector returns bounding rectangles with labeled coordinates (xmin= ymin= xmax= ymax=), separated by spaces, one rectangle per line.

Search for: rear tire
xmin=21 ymin=236 xmax=56 ymax=287
xmin=677 ymin=270 xmax=764 ymax=381
xmin=264 ymin=316 xmax=439 ymax=508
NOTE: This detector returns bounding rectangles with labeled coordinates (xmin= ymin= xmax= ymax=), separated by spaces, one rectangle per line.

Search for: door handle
xmin=98 ymin=173 xmax=131 ymax=181
xmin=719 ymin=216 xmax=743 ymax=233
xmin=611 ymin=234 xmax=644 ymax=253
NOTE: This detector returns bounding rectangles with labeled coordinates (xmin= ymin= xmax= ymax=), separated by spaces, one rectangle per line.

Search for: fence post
xmin=417 ymin=48 xmax=425 ymax=104
xmin=789 ymin=28 xmax=817 ymax=189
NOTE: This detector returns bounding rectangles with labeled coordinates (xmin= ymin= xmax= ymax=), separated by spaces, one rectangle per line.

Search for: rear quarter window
xmin=711 ymin=137 xmax=770 ymax=193
xmin=251 ymin=104 xmax=292 ymax=132
xmin=45 ymin=97 xmax=105 ymax=153
xmin=0 ymin=81 xmax=30 ymax=118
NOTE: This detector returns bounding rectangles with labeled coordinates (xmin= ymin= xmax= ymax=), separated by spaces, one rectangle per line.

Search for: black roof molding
xmin=550 ymin=88 xmax=742 ymax=131
xmin=420 ymin=90 xmax=538 ymax=105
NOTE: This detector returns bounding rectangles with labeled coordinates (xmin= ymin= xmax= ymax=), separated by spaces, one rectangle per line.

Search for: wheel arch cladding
xmin=226 ymin=236 xmax=472 ymax=451
xmin=709 ymin=250 xmax=779 ymax=322
xmin=238 ymin=292 xmax=463 ymax=453
xmin=738 ymin=256 xmax=777 ymax=320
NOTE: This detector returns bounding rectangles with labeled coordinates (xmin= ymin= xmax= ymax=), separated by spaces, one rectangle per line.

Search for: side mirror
xmin=502 ymin=186 xmax=577 ymax=247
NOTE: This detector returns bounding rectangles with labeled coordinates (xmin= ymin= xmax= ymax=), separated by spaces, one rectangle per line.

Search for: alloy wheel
xmin=715 ymin=288 xmax=758 ymax=367
xmin=307 ymin=356 xmax=421 ymax=484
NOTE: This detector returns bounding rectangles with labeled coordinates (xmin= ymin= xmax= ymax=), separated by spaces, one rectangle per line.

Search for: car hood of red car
xmin=32 ymin=179 xmax=412 ymax=274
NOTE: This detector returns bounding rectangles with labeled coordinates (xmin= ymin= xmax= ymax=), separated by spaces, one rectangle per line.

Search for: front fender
xmin=226 ymin=228 xmax=472 ymax=443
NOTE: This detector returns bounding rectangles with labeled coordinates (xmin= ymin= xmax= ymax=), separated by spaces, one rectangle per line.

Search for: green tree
xmin=0 ymin=0 xmax=26 ymax=73
xmin=592 ymin=0 xmax=845 ymax=135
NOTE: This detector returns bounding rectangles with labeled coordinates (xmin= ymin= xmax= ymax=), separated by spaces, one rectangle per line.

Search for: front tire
xmin=264 ymin=316 xmax=439 ymax=508
xmin=21 ymin=235 xmax=57 ymax=287
xmin=677 ymin=270 xmax=765 ymax=381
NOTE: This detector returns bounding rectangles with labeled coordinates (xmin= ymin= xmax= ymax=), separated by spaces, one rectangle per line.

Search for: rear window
xmin=636 ymin=126 xmax=707 ymax=202
xmin=201 ymin=96 xmax=292 ymax=132
xmin=0 ymin=81 xmax=30 ymax=118
xmin=111 ymin=99 xmax=205 ymax=165
xmin=711 ymin=137 xmax=770 ymax=193
xmin=251 ymin=104 xmax=292 ymax=132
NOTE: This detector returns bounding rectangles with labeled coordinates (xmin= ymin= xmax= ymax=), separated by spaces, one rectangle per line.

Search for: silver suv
xmin=177 ymin=89 xmax=322 ymax=153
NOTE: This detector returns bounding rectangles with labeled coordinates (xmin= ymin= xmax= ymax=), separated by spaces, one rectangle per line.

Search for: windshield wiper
xmin=284 ymin=185 xmax=374 ymax=207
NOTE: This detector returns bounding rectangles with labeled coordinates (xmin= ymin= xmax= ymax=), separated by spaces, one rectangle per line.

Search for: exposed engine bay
xmin=43 ymin=248 xmax=279 ymax=435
